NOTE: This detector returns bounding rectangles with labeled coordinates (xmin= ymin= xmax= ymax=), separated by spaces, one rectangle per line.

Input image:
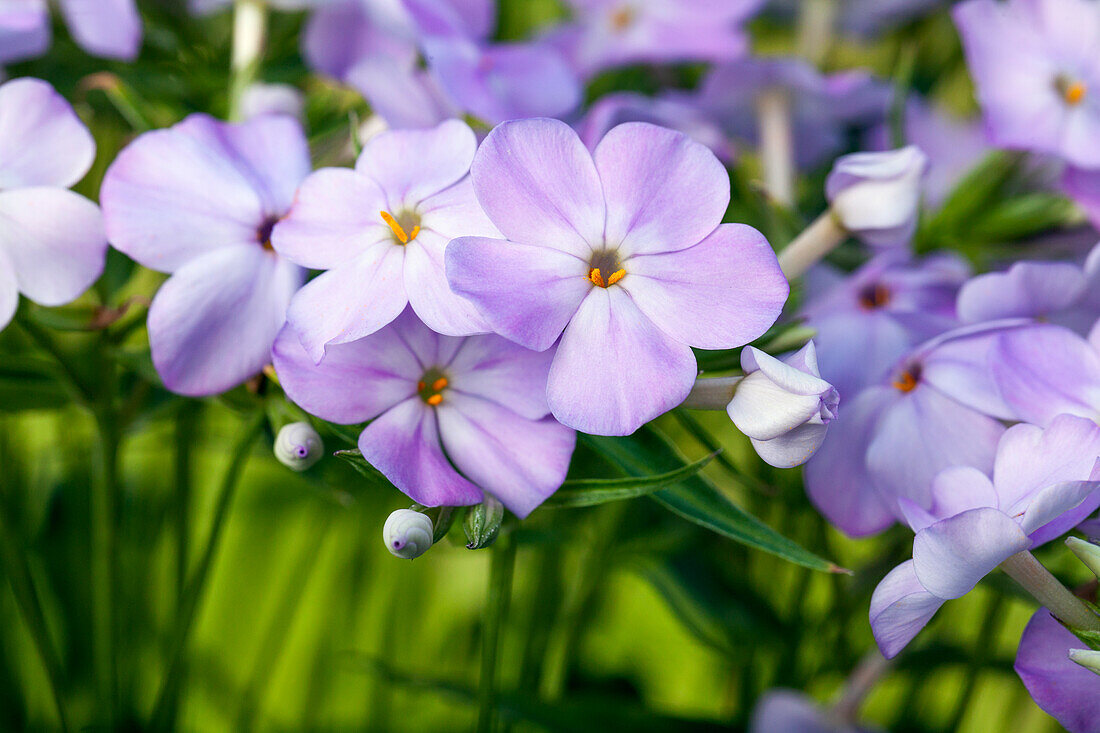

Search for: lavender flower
xmin=0 ymin=0 xmax=141 ymax=62
xmin=446 ymin=119 xmax=788 ymax=436
xmin=272 ymin=308 xmax=576 ymax=517
xmin=1016 ymin=609 xmax=1100 ymax=733
xmin=869 ymin=414 xmax=1100 ymax=657
xmin=272 ymin=119 xmax=497 ymax=362
xmin=0 ymin=78 xmax=107 ymax=330
xmin=826 ymin=146 xmax=928 ymax=248
xmin=954 ymin=0 xmax=1100 ymax=167
xmin=101 ymin=113 xmax=310 ymax=396
xmin=727 ymin=343 xmax=839 ymax=469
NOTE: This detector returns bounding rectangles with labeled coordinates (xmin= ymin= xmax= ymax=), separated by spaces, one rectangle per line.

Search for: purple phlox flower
xmin=804 ymin=320 xmax=1031 ymax=538
xmin=954 ymin=0 xmax=1100 ymax=167
xmin=957 ymin=244 xmax=1100 ymax=333
xmin=990 ymin=320 xmax=1100 ymax=426
xmin=827 ymin=146 xmax=929 ymax=248
xmin=421 ymin=35 xmax=582 ymax=125
xmin=273 ymin=119 xmax=498 ymax=363
xmin=345 ymin=53 xmax=459 ymax=130
xmin=0 ymin=0 xmax=141 ymax=62
xmin=577 ymin=91 xmax=735 ymax=164
xmin=1016 ymin=609 xmax=1100 ymax=733
xmin=727 ymin=342 xmax=839 ymax=469
xmin=545 ymin=0 xmax=764 ymax=77
xmin=749 ymin=690 xmax=880 ymax=733
xmin=272 ymin=307 xmax=577 ymax=518
xmin=869 ymin=413 xmax=1100 ymax=658
xmin=101 ymin=113 xmax=310 ymax=396
xmin=800 ymin=252 xmax=968 ymax=399
xmin=866 ymin=96 xmax=989 ymax=208
xmin=697 ymin=58 xmax=891 ymax=170
xmin=0 ymin=78 xmax=107 ymax=330
xmin=445 ymin=119 xmax=788 ymax=436
xmin=1060 ymin=165 xmax=1100 ymax=232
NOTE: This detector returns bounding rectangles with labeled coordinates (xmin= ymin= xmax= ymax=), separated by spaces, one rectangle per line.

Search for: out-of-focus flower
xmin=0 ymin=0 xmax=141 ymax=62
xmin=866 ymin=97 xmax=988 ymax=208
xmin=1016 ymin=609 xmax=1100 ymax=733
xmin=101 ymin=113 xmax=309 ymax=396
xmin=826 ymin=146 xmax=928 ymax=248
xmin=383 ymin=508 xmax=435 ymax=559
xmin=446 ymin=119 xmax=788 ymax=436
xmin=239 ymin=83 xmax=305 ymax=120
xmin=345 ymin=55 xmax=458 ymax=130
xmin=750 ymin=689 xmax=880 ymax=733
xmin=697 ymin=58 xmax=890 ymax=170
xmin=954 ymin=0 xmax=1100 ymax=167
xmin=800 ymin=253 xmax=968 ymax=398
xmin=870 ymin=414 xmax=1100 ymax=657
xmin=727 ymin=342 xmax=838 ymax=468
xmin=547 ymin=0 xmax=763 ymax=76
xmin=273 ymin=308 xmax=575 ymax=517
xmin=0 ymin=78 xmax=107 ymax=330
xmin=767 ymin=0 xmax=947 ymax=39
xmin=273 ymin=119 xmax=497 ymax=362
xmin=577 ymin=91 xmax=735 ymax=163
xmin=274 ymin=422 xmax=324 ymax=471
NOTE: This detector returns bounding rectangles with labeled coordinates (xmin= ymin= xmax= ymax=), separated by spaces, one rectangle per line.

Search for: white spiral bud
xmin=274 ymin=422 xmax=323 ymax=471
xmin=383 ymin=509 xmax=434 ymax=560
xmin=1068 ymin=648 xmax=1100 ymax=676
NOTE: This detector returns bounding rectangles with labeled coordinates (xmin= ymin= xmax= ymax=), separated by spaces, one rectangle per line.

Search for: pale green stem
xmin=228 ymin=0 xmax=268 ymax=121
xmin=682 ymin=376 xmax=743 ymax=410
xmin=777 ymin=211 xmax=848 ymax=280
xmin=1000 ymin=551 xmax=1100 ymax=632
xmin=757 ymin=88 xmax=796 ymax=207
xmin=477 ymin=530 xmax=516 ymax=733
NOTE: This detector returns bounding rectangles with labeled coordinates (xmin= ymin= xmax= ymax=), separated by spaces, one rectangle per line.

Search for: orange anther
xmin=408 ymin=225 xmax=421 ymax=242
xmin=892 ymin=371 xmax=918 ymax=393
xmin=606 ymin=268 xmax=626 ymax=286
xmin=417 ymin=381 xmax=426 ymax=391
xmin=380 ymin=210 xmax=409 ymax=244
xmin=431 ymin=377 xmax=448 ymax=391
xmin=1066 ymin=81 xmax=1087 ymax=106
xmin=588 ymin=268 xmax=605 ymax=287
xmin=427 ymin=394 xmax=443 ymax=406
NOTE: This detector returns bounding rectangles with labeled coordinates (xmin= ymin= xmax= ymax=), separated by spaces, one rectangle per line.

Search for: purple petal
xmin=991 ymin=323 xmax=1100 ymax=425
xmin=624 ymin=223 xmax=787 ymax=349
xmin=994 ymin=414 xmax=1100 ymax=516
xmin=807 ymin=310 xmax=917 ymax=399
xmin=0 ymin=188 xmax=106 ymax=306
xmin=271 ymin=321 xmax=418 ymax=425
xmin=437 ymin=393 xmax=575 ymax=518
xmin=447 ymin=333 xmax=555 ymax=420
xmin=285 ymin=246 xmax=409 ymax=363
xmin=749 ymin=691 xmax=849 ymax=733
xmin=912 ymin=507 xmax=1030 ymax=599
xmin=593 ymin=121 xmax=729 ymax=257
xmin=919 ymin=466 xmax=999 ymax=529
xmin=1021 ymin=479 xmax=1100 ymax=543
xmin=345 ymin=55 xmax=457 ymax=130
xmin=271 ymin=168 xmax=389 ymax=270
xmin=0 ymin=78 xmax=95 ymax=189
xmin=359 ymin=398 xmax=484 ymax=508
xmin=356 ymin=120 xmax=477 ymax=206
xmin=470 ymin=118 xmax=606 ymax=258
xmin=957 ymin=261 xmax=1087 ymax=324
xmin=58 ymin=0 xmax=141 ymax=60
xmin=445 ymin=236 xmax=589 ymax=351
xmin=148 ymin=246 xmax=304 ymax=396
xmin=403 ymin=230 xmax=490 ymax=337
xmin=919 ymin=321 xmax=1026 ymax=420
xmin=869 ymin=560 xmax=945 ymax=659
xmin=0 ymin=246 xmax=20 ymax=330
xmin=804 ymin=387 xmax=897 ymax=537
xmin=547 ymin=287 xmax=695 ymax=435
xmin=0 ymin=2 xmax=50 ymax=64
xmin=1015 ymin=609 xmax=1100 ymax=733
xmin=302 ymin=1 xmax=416 ymax=80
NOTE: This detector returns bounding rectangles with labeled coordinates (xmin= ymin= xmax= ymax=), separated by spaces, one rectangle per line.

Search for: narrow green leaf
xmin=544 ymin=452 xmax=718 ymax=508
xmin=333 ymin=448 xmax=394 ymax=490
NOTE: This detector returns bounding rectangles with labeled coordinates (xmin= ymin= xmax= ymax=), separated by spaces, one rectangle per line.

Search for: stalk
xmin=477 ymin=530 xmax=516 ymax=733
xmin=777 ymin=211 xmax=848 ymax=280
xmin=756 ymin=88 xmax=796 ymax=207
xmin=1000 ymin=551 xmax=1100 ymax=632
xmin=228 ymin=0 xmax=268 ymax=121
xmin=682 ymin=377 xmax=742 ymax=410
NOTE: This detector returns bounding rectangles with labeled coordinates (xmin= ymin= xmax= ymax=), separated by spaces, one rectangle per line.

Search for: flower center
xmin=610 ymin=5 xmax=635 ymax=31
xmin=257 ymin=215 xmax=279 ymax=251
xmin=1056 ymin=74 xmax=1087 ymax=106
xmin=586 ymin=249 xmax=626 ymax=289
xmin=417 ymin=368 xmax=449 ymax=406
xmin=858 ymin=283 xmax=892 ymax=310
xmin=892 ymin=363 xmax=921 ymax=393
xmin=381 ymin=210 xmax=421 ymax=245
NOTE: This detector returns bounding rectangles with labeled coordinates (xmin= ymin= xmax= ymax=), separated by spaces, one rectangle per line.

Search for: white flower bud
xmin=1066 ymin=536 xmax=1100 ymax=580
xmin=274 ymin=422 xmax=323 ymax=471
xmin=383 ymin=509 xmax=435 ymax=560
xmin=1068 ymin=648 xmax=1100 ymax=676
xmin=826 ymin=145 xmax=928 ymax=247
xmin=726 ymin=342 xmax=839 ymax=469
xmin=240 ymin=83 xmax=305 ymax=121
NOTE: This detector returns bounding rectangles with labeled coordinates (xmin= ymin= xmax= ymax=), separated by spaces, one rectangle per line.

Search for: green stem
xmin=477 ymin=529 xmax=516 ymax=733
xmin=16 ymin=316 xmax=93 ymax=402
xmin=0 ymin=501 xmax=71 ymax=732
xmin=1000 ymin=551 xmax=1100 ymax=632
xmin=149 ymin=411 xmax=264 ymax=730
xmin=228 ymin=0 xmax=269 ymax=121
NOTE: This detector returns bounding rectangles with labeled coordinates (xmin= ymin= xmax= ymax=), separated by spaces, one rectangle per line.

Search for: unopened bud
xmin=827 ymin=145 xmax=928 ymax=248
xmin=1068 ymin=648 xmax=1100 ymax=676
xmin=383 ymin=509 xmax=434 ymax=560
xmin=274 ymin=422 xmax=323 ymax=471
xmin=1066 ymin=536 xmax=1100 ymax=580
xmin=464 ymin=496 xmax=504 ymax=550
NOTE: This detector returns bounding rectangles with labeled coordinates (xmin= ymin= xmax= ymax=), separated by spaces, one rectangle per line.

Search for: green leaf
xmin=967 ymin=193 xmax=1077 ymax=243
xmin=332 ymin=448 xmax=394 ymax=490
xmin=1072 ymin=628 xmax=1100 ymax=652
xmin=543 ymin=452 xmax=718 ymax=508
xmin=583 ymin=428 xmax=843 ymax=573
xmin=0 ymin=356 xmax=71 ymax=412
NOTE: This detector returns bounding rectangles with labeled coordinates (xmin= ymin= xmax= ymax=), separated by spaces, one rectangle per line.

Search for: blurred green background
xmin=0 ymin=1 xmax=1090 ymax=730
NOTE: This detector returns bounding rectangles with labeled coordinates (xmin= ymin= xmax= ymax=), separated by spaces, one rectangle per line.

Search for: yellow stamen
xmin=1066 ymin=80 xmax=1087 ymax=105
xmin=588 ymin=268 xmax=605 ymax=287
xmin=427 ymin=394 xmax=443 ymax=406
xmin=380 ymin=210 xmax=410 ymax=244
xmin=587 ymin=267 xmax=626 ymax=288
xmin=606 ymin=268 xmax=626 ymax=286
xmin=892 ymin=371 xmax=918 ymax=393
xmin=431 ymin=377 xmax=448 ymax=391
